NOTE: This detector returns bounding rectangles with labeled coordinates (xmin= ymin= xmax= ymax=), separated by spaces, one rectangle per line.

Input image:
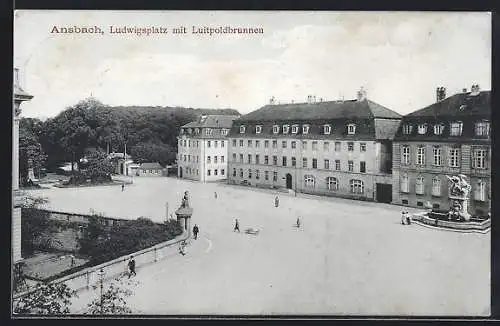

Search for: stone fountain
xmin=446 ymin=174 xmax=472 ymax=222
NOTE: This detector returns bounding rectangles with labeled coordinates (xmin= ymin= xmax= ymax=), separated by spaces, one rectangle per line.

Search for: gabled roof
xmin=181 ymin=114 xmax=240 ymax=129
xmin=139 ymin=162 xmax=163 ymax=169
xmin=406 ymin=91 xmax=490 ymax=118
xmin=238 ymin=99 xmax=402 ymax=122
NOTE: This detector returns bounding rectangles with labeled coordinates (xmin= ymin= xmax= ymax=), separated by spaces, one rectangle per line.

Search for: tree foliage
xmin=19 ymin=118 xmax=47 ymax=183
xmin=78 ymin=217 xmax=183 ymax=265
xmin=86 ymin=277 xmax=136 ymax=315
xmin=13 ymin=282 xmax=76 ymax=315
xmin=20 ymin=98 xmax=239 ymax=172
xmin=20 ymin=196 xmax=57 ymax=257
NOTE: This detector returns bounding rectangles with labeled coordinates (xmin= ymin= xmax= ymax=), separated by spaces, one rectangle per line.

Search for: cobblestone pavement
xmin=28 ymin=177 xmax=490 ymax=316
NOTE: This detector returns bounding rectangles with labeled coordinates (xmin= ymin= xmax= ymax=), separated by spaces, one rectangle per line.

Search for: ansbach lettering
xmin=51 ymin=25 xmax=104 ymax=34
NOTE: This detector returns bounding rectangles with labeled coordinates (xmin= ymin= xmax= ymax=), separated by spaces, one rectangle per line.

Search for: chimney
xmin=436 ymin=87 xmax=446 ymax=102
xmin=14 ymin=68 xmax=20 ymax=88
xmin=319 ymin=97 xmax=323 ymax=102
xmin=307 ymin=95 xmax=312 ymax=104
xmin=470 ymin=84 xmax=480 ymax=96
xmin=356 ymin=87 xmax=367 ymax=101
xmin=269 ymin=96 xmax=276 ymax=105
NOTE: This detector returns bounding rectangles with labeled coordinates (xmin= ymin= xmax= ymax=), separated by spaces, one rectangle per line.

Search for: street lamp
xmin=97 ymin=268 xmax=106 ymax=314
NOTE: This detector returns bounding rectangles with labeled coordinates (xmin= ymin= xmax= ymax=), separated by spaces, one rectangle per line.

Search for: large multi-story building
xmin=177 ymin=114 xmax=239 ymax=182
xmin=227 ymin=89 xmax=402 ymax=202
xmin=392 ymin=85 xmax=491 ymax=216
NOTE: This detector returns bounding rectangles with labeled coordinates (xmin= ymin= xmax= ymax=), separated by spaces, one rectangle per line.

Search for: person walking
xmin=121 ymin=183 xmax=125 ymax=192
xmin=296 ymin=217 xmax=301 ymax=228
xmin=234 ymin=218 xmax=240 ymax=232
xmin=127 ymin=256 xmax=136 ymax=278
xmin=193 ymin=224 xmax=199 ymax=240
xmin=214 ymin=191 xmax=218 ymax=199
xmin=275 ymin=195 xmax=279 ymax=208
xmin=406 ymin=212 xmax=412 ymax=225
xmin=401 ymin=211 xmax=407 ymax=225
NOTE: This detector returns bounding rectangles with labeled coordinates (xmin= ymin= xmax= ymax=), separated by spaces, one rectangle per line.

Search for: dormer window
xmin=221 ymin=129 xmax=229 ymax=136
xmin=434 ymin=124 xmax=444 ymax=135
xmin=205 ymin=128 xmax=213 ymax=136
xmin=402 ymin=124 xmax=413 ymax=135
xmin=302 ymin=124 xmax=310 ymax=134
xmin=180 ymin=129 xmax=185 ymax=134
xmin=291 ymin=125 xmax=299 ymax=134
xmin=283 ymin=125 xmax=290 ymax=134
xmin=239 ymin=125 xmax=246 ymax=134
xmin=347 ymin=124 xmax=356 ymax=135
xmin=273 ymin=125 xmax=280 ymax=134
xmin=450 ymin=121 xmax=463 ymax=136
xmin=324 ymin=124 xmax=331 ymax=135
xmin=255 ymin=125 xmax=262 ymax=134
xmin=195 ymin=128 xmax=200 ymax=134
xmin=417 ymin=124 xmax=427 ymax=135
xmin=188 ymin=128 xmax=192 ymax=134
xmin=475 ymin=121 xmax=490 ymax=137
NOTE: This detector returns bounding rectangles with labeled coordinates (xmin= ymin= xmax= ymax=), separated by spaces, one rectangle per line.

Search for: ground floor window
xmin=265 ymin=171 xmax=269 ymax=180
xmin=415 ymin=176 xmax=425 ymax=195
xmin=349 ymin=179 xmax=364 ymax=194
xmin=432 ymin=203 xmax=440 ymax=209
xmin=248 ymin=169 xmax=252 ymax=179
xmin=214 ymin=169 xmax=218 ymax=176
xmin=400 ymin=173 xmax=409 ymax=193
xmin=207 ymin=170 xmax=211 ymax=176
xmin=326 ymin=177 xmax=338 ymax=191
xmin=304 ymin=175 xmax=316 ymax=188
xmin=432 ymin=177 xmax=441 ymax=196
xmin=273 ymin=172 xmax=278 ymax=182
xmin=239 ymin=169 xmax=243 ymax=178
xmin=256 ymin=170 xmax=260 ymax=179
xmin=402 ymin=199 xmax=408 ymax=205
xmin=233 ymin=168 xmax=236 ymax=177
xmin=221 ymin=169 xmax=225 ymax=176
xmin=474 ymin=180 xmax=487 ymax=201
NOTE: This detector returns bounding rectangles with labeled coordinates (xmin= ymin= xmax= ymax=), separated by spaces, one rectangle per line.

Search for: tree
xmin=13 ymin=282 xmax=76 ymax=314
xmin=130 ymin=142 xmax=176 ymax=166
xmin=21 ymin=196 xmax=57 ymax=256
xmin=80 ymin=150 xmax=114 ymax=183
xmin=86 ymin=277 xmax=136 ymax=314
xmin=19 ymin=130 xmax=47 ymax=183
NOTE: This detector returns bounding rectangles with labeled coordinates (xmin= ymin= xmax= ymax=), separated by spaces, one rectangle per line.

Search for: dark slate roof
xmin=181 ymin=114 xmax=240 ymax=129
xmin=406 ymin=91 xmax=490 ymax=118
xmin=139 ymin=162 xmax=163 ymax=169
xmin=238 ymin=99 xmax=401 ymax=122
xmin=374 ymin=119 xmax=402 ymax=140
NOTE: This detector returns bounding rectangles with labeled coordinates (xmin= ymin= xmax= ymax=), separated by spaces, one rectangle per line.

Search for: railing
xmin=13 ymin=230 xmax=190 ymax=301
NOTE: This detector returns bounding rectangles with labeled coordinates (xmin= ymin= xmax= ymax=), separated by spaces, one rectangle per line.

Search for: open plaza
xmin=27 ymin=176 xmax=490 ymax=316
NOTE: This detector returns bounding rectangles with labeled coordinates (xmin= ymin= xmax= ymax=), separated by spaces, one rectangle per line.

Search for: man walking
xmin=127 ymin=256 xmax=136 ymax=278
xmin=234 ymin=218 xmax=240 ymax=232
xmin=121 ymin=183 xmax=125 ymax=192
xmin=193 ymin=224 xmax=199 ymax=240
xmin=214 ymin=191 xmax=218 ymax=199
xmin=275 ymin=196 xmax=279 ymax=208
xmin=296 ymin=217 xmax=301 ymax=228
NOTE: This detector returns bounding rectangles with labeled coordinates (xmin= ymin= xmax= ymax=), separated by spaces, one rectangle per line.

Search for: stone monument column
xmin=175 ymin=191 xmax=193 ymax=236
xmin=13 ymin=68 xmax=33 ymax=263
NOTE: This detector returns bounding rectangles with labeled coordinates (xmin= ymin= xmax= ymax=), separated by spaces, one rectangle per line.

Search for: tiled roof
xmin=406 ymin=91 xmax=490 ymax=117
xmin=139 ymin=162 xmax=163 ymax=169
xmin=181 ymin=114 xmax=240 ymax=129
xmin=238 ymin=99 xmax=402 ymax=122
xmin=374 ymin=119 xmax=402 ymax=140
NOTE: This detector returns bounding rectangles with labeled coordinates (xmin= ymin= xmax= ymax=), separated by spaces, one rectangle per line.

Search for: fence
xmin=13 ymin=230 xmax=190 ymax=302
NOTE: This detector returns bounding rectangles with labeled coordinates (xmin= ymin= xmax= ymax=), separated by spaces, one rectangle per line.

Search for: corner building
xmin=227 ymin=91 xmax=402 ymax=202
xmin=177 ymin=114 xmax=239 ymax=182
xmin=392 ymin=86 xmax=491 ymax=216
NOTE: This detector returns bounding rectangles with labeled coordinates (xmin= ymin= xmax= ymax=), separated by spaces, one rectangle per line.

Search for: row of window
xmin=239 ymin=123 xmax=357 ymax=135
xmin=230 ymin=169 xmax=365 ymax=194
xmin=402 ymin=121 xmax=490 ymax=137
xmin=180 ymin=155 xmax=227 ymax=164
xmin=181 ymin=128 xmax=230 ymax=136
xmin=206 ymin=156 xmax=225 ymax=164
xmin=231 ymin=139 xmax=367 ymax=152
xmin=179 ymin=139 xmax=226 ymax=148
xmin=400 ymin=174 xmax=488 ymax=201
xmin=183 ymin=167 xmax=226 ymax=177
xmin=231 ymin=153 xmax=367 ymax=172
xmin=401 ymin=145 xmax=488 ymax=169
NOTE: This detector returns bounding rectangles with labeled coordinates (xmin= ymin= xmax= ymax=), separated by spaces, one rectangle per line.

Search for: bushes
xmin=78 ymin=217 xmax=183 ymax=265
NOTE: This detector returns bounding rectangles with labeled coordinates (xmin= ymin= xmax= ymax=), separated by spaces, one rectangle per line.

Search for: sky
xmin=14 ymin=11 xmax=491 ymax=119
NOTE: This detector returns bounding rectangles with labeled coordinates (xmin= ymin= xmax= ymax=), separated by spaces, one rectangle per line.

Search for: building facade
xmin=227 ymin=90 xmax=402 ymax=202
xmin=177 ymin=114 xmax=239 ymax=182
xmin=13 ymin=68 xmax=33 ymax=264
xmin=392 ymin=85 xmax=491 ymax=216
xmin=138 ymin=162 xmax=164 ymax=176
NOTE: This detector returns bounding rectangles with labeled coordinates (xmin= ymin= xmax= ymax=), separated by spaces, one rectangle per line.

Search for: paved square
xmin=29 ymin=177 xmax=490 ymax=315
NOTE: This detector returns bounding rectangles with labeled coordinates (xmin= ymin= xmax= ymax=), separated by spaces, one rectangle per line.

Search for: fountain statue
xmin=446 ymin=174 xmax=472 ymax=221
xmin=176 ymin=190 xmax=193 ymax=232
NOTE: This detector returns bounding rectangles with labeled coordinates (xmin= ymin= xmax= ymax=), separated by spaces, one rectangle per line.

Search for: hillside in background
xmin=19 ymin=99 xmax=240 ymax=177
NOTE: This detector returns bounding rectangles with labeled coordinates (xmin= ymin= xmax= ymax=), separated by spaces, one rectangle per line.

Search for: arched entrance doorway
xmin=179 ymin=167 xmax=183 ymax=178
xmin=286 ymin=173 xmax=293 ymax=189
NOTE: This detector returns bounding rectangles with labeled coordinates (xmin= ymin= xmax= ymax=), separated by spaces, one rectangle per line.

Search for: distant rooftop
xmin=181 ymin=114 xmax=240 ymax=129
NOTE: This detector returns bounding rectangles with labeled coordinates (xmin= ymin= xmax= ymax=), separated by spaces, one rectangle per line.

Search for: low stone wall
xmin=411 ymin=213 xmax=491 ymax=232
xmin=14 ymin=231 xmax=189 ymax=300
